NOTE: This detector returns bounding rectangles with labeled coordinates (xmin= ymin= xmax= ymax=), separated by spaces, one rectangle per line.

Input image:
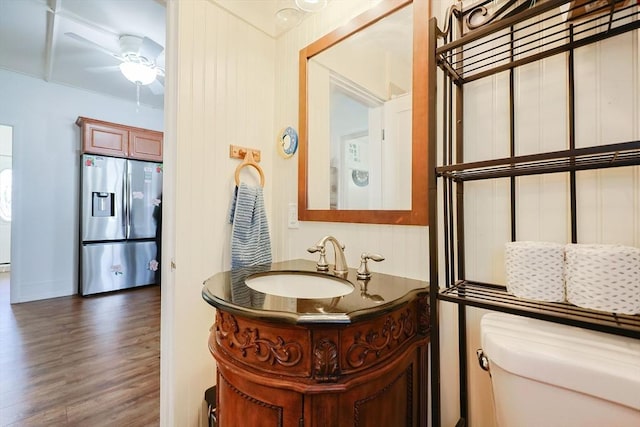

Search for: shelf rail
xmin=440 ymin=281 xmax=640 ymax=339
xmin=436 ymin=140 xmax=640 ymax=181
xmin=436 ymin=0 xmax=640 ymax=83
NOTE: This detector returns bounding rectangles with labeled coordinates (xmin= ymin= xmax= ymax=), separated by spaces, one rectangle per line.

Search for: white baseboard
xmin=13 ymin=279 xmax=76 ymax=302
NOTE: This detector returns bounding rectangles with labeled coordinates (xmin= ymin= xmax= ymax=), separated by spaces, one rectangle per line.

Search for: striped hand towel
xmin=230 ymin=264 xmax=269 ymax=307
xmin=229 ymin=182 xmax=272 ymax=269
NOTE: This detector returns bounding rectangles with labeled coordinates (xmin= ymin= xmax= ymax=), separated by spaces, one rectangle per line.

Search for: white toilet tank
xmin=480 ymin=312 xmax=640 ymax=427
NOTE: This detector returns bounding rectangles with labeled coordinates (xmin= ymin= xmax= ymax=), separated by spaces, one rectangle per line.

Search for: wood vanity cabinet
xmin=209 ymin=296 xmax=429 ymax=427
xmin=76 ymin=116 xmax=163 ymax=161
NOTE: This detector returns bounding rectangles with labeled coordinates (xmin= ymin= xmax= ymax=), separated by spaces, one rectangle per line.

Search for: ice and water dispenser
xmin=92 ymin=192 xmax=115 ymax=217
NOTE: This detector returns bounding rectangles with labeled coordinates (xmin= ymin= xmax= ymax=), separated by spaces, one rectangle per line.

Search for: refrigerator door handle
xmin=125 ymin=163 xmax=131 ymax=239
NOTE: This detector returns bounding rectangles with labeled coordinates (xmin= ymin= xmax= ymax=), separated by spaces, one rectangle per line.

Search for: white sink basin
xmin=245 ymin=272 xmax=354 ymax=299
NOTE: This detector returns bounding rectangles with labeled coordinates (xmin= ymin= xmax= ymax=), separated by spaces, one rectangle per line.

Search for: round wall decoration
xmin=278 ymin=126 xmax=299 ymax=158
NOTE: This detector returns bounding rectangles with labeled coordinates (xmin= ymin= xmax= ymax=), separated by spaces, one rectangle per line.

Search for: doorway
xmin=0 ymin=124 xmax=11 ymax=273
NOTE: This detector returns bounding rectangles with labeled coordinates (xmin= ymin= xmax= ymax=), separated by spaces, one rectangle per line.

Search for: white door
xmin=382 ymin=93 xmax=412 ymax=210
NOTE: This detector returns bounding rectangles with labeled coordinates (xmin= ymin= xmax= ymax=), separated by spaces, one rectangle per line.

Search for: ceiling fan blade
xmin=140 ymin=37 xmax=164 ymax=61
xmin=156 ymin=51 xmax=165 ymax=68
xmin=65 ymin=32 xmax=123 ymax=61
xmin=148 ymin=79 xmax=164 ymax=95
xmin=86 ymin=65 xmax=121 ymax=73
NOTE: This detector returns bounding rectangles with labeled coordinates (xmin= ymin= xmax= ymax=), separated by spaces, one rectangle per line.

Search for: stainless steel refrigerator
xmin=80 ymin=154 xmax=162 ymax=296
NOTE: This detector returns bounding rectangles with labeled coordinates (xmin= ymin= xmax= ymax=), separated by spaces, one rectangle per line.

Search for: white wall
xmin=0 ymin=69 xmax=163 ymax=303
xmin=161 ymin=0 xmax=275 ymax=425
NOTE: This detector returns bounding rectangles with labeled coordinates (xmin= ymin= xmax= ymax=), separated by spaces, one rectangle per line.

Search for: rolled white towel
xmin=565 ymin=243 xmax=640 ymax=315
xmin=505 ymin=241 xmax=565 ymax=302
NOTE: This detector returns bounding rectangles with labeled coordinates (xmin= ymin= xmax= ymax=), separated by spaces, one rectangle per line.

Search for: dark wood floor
xmin=0 ymin=273 xmax=160 ymax=426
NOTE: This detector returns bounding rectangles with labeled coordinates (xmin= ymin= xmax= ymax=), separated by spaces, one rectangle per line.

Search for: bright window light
xmin=0 ymin=169 xmax=11 ymax=222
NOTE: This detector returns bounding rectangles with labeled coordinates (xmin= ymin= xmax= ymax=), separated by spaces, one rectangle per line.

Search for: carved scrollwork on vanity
xmin=345 ymin=306 xmax=417 ymax=370
xmin=215 ymin=310 xmax=306 ymax=373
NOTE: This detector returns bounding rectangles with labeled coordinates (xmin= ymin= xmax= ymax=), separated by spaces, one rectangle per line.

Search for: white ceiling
xmin=0 ymin=0 xmax=295 ymax=110
xmin=214 ymin=0 xmax=306 ymax=37
xmin=0 ymin=0 xmax=167 ymax=109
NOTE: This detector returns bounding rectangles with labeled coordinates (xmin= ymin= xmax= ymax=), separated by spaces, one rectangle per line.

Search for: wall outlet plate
xmin=288 ymin=202 xmax=299 ymax=229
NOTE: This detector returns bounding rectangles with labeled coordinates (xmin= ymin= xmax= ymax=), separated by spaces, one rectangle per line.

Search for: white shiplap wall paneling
xmin=464 ymin=73 xmax=511 ymax=284
xmin=167 ymin=1 xmax=275 ymax=425
xmin=464 ymin=179 xmax=512 ymax=284
xmin=514 ymin=53 xmax=570 ymax=243
xmin=464 ymin=73 xmax=511 ymax=162
xmin=575 ymin=33 xmax=637 ymax=148
xmin=574 ymin=31 xmax=639 ymax=246
xmin=577 ymin=167 xmax=640 ymax=246
xmin=516 ymin=174 xmax=570 ymax=243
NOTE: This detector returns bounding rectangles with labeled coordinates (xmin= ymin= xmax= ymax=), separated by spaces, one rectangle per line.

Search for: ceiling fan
xmin=65 ymin=32 xmax=165 ymax=96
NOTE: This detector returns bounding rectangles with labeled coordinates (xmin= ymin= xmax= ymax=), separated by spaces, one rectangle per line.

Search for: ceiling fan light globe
xmin=119 ymin=62 xmax=156 ymax=86
xmin=276 ymin=8 xmax=303 ymax=28
xmin=294 ymin=0 xmax=327 ymax=12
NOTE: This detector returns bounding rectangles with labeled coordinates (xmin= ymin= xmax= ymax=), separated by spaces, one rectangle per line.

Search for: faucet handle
xmin=356 ymin=252 xmax=385 ymax=279
xmin=308 ymin=245 xmax=329 ymax=271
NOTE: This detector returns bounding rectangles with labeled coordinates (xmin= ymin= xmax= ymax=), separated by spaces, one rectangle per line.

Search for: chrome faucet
xmin=307 ymin=235 xmax=348 ymax=277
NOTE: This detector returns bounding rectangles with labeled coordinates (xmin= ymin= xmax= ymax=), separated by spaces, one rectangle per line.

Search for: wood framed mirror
xmin=298 ymin=0 xmax=428 ymax=225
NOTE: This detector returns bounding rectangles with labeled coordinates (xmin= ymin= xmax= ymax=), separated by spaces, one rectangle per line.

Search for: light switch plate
xmin=288 ymin=202 xmax=299 ymax=229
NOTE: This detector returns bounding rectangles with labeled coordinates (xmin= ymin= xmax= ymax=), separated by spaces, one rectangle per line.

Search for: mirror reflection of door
xmin=0 ymin=124 xmax=12 ymax=272
xmin=329 ymin=77 xmax=411 ymax=210
xmin=339 ymin=131 xmax=372 ymax=209
xmin=330 ymin=76 xmax=383 ymax=210
xmin=382 ymin=93 xmax=411 ymax=210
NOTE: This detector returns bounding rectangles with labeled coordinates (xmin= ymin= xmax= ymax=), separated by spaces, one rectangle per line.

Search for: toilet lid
xmin=481 ymin=313 xmax=640 ymax=411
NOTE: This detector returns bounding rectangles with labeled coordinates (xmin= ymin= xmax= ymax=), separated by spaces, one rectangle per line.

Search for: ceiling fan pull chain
xmin=136 ymin=83 xmax=141 ymax=112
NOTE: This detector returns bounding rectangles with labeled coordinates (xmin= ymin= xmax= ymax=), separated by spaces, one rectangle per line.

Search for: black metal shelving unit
xmin=440 ymin=280 xmax=640 ymax=338
xmin=428 ymin=1 xmax=640 ymax=426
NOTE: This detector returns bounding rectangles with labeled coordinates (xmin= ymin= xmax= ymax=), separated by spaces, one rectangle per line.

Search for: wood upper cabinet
xmin=129 ymin=129 xmax=163 ymax=161
xmin=76 ymin=116 xmax=163 ymax=161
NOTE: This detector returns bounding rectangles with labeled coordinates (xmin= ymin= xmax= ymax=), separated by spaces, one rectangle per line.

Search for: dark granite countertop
xmin=202 ymin=259 xmax=428 ymax=324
